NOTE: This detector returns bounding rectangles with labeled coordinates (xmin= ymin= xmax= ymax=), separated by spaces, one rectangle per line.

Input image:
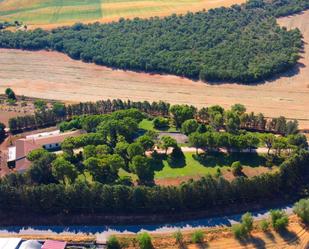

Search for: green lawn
xmin=139 ymin=119 xmax=177 ymax=132
xmin=120 ymin=151 xmax=268 ymax=180
xmin=155 ymin=152 xmax=228 ymax=179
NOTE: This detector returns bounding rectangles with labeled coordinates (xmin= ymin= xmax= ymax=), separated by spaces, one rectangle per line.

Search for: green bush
xmin=173 ymin=229 xmax=183 ymax=244
xmin=191 ymin=230 xmax=204 ymax=244
xmin=231 ymin=161 xmax=243 ymax=176
xmin=260 ymin=220 xmax=270 ymax=232
xmin=107 ymin=235 xmax=121 ymax=249
xmin=153 ymin=117 xmax=169 ymax=130
xmin=270 ymin=209 xmax=289 ymax=231
xmin=293 ymin=199 xmax=309 ymax=224
xmin=241 ymin=212 xmax=253 ymax=233
xmin=137 ymin=232 xmax=152 ymax=249
xmin=232 ymin=224 xmax=247 ymax=239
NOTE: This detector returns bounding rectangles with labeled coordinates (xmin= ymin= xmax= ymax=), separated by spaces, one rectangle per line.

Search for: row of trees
xmin=189 ymin=131 xmax=308 ymax=155
xmin=176 ymin=104 xmax=299 ymax=135
xmin=0 ymin=150 xmax=308 ymax=215
xmin=8 ymin=99 xmax=169 ymax=132
xmin=8 ymin=95 xmax=299 ymax=136
xmin=0 ymin=1 xmax=304 ymax=83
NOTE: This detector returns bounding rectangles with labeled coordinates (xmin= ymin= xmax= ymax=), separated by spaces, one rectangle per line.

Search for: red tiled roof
xmin=42 ymin=240 xmax=67 ymax=249
xmin=14 ymin=130 xmax=82 ymax=172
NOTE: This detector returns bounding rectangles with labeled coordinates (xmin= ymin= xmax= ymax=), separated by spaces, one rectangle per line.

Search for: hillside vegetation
xmin=0 ymin=0 xmax=308 ymax=83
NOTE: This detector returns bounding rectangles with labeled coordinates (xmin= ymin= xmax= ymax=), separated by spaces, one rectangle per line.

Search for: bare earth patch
xmin=0 ymin=11 xmax=308 ymax=128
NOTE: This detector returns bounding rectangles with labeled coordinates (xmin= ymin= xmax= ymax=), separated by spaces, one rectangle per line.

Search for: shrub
xmin=153 ymin=117 xmax=169 ymax=130
xmin=167 ymin=146 xmax=186 ymax=168
xmin=107 ymin=235 xmax=121 ymax=249
xmin=181 ymin=119 xmax=198 ymax=135
xmin=231 ymin=161 xmax=243 ymax=176
xmin=7 ymin=98 xmax=16 ymax=105
xmin=293 ymin=199 xmax=309 ymax=224
xmin=241 ymin=212 xmax=253 ymax=233
xmin=5 ymin=88 xmax=16 ymax=100
xmin=137 ymin=232 xmax=152 ymax=249
xmin=191 ymin=230 xmax=204 ymax=244
xmin=215 ymin=167 xmax=221 ymax=178
xmin=270 ymin=209 xmax=289 ymax=231
xmin=173 ymin=229 xmax=183 ymax=244
xmin=260 ymin=220 xmax=270 ymax=232
xmin=232 ymin=224 xmax=247 ymax=239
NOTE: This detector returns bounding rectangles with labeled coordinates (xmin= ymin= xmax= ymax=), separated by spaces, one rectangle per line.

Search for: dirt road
xmin=0 ymin=11 xmax=308 ymax=128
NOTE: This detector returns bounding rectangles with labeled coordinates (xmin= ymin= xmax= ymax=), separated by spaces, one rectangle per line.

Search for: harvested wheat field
xmin=0 ymin=11 xmax=308 ymax=128
xmin=0 ymin=0 xmax=246 ymax=29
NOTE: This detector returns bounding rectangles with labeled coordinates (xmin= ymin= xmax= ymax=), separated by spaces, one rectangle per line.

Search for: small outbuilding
xmin=18 ymin=240 xmax=42 ymax=249
xmin=42 ymin=240 xmax=67 ymax=249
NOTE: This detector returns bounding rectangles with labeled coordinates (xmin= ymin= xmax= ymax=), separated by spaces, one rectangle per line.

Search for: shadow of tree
xmin=278 ymin=229 xmax=300 ymax=244
xmin=196 ymin=242 xmax=209 ymax=249
xmin=265 ymin=231 xmax=276 ymax=242
xmin=193 ymin=152 xmax=266 ymax=168
xmin=238 ymin=235 xmax=266 ymax=249
xmin=167 ymin=147 xmax=186 ymax=168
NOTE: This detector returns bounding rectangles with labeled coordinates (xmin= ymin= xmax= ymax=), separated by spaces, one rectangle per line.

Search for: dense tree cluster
xmin=0 ymin=1 xmax=306 ymax=82
xmin=0 ymin=150 xmax=308 ymax=215
xmin=246 ymin=0 xmax=309 ymax=17
xmin=1 ymin=105 xmax=308 ymax=217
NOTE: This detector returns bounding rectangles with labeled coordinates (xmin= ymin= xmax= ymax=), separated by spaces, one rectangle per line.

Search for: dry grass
xmin=0 ymin=0 xmax=246 ymax=29
xmin=116 ymin=216 xmax=309 ymax=249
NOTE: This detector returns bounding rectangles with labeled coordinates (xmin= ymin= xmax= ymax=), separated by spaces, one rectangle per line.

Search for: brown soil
xmin=0 ymin=95 xmax=58 ymax=126
xmin=0 ymin=11 xmax=308 ymax=128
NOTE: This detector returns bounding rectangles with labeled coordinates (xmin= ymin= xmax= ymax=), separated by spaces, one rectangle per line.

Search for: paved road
xmin=0 ymin=204 xmax=294 ymax=241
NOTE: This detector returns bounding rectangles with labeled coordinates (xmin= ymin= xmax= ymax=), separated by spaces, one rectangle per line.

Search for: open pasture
xmin=0 ymin=0 xmax=246 ymax=28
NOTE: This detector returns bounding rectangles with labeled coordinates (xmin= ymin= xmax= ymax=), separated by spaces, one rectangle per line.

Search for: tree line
xmin=0 ymin=150 xmax=308 ymax=215
xmin=8 ymin=99 xmax=300 ymax=138
xmin=8 ymin=99 xmax=169 ymax=132
xmin=1 ymin=108 xmax=308 ymax=216
xmin=26 ymin=108 xmax=305 ymax=187
xmin=0 ymin=1 xmax=306 ymax=83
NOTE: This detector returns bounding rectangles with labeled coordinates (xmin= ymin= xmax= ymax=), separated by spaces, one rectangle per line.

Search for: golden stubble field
xmin=0 ymin=11 xmax=308 ymax=128
xmin=0 ymin=0 xmax=246 ymax=29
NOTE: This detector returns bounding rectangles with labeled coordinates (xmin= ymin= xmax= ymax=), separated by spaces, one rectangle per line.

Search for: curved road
xmin=0 ymin=204 xmax=294 ymax=240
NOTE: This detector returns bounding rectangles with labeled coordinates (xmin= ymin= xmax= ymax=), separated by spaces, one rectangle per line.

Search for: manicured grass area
xmin=139 ymin=119 xmax=177 ymax=132
xmin=155 ymin=152 xmax=229 ymax=179
xmin=120 ymin=151 xmax=268 ymax=180
xmin=0 ymin=0 xmax=245 ymax=26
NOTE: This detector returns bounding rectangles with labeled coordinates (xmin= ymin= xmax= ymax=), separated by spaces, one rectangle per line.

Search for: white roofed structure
xmin=0 ymin=238 xmax=21 ymax=249
xmin=18 ymin=240 xmax=42 ymax=249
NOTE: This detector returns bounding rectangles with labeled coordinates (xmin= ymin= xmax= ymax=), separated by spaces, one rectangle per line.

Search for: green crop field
xmin=0 ymin=0 xmax=245 ymax=27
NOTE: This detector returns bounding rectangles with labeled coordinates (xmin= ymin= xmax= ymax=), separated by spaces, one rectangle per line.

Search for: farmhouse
xmin=7 ymin=130 xmax=81 ymax=172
